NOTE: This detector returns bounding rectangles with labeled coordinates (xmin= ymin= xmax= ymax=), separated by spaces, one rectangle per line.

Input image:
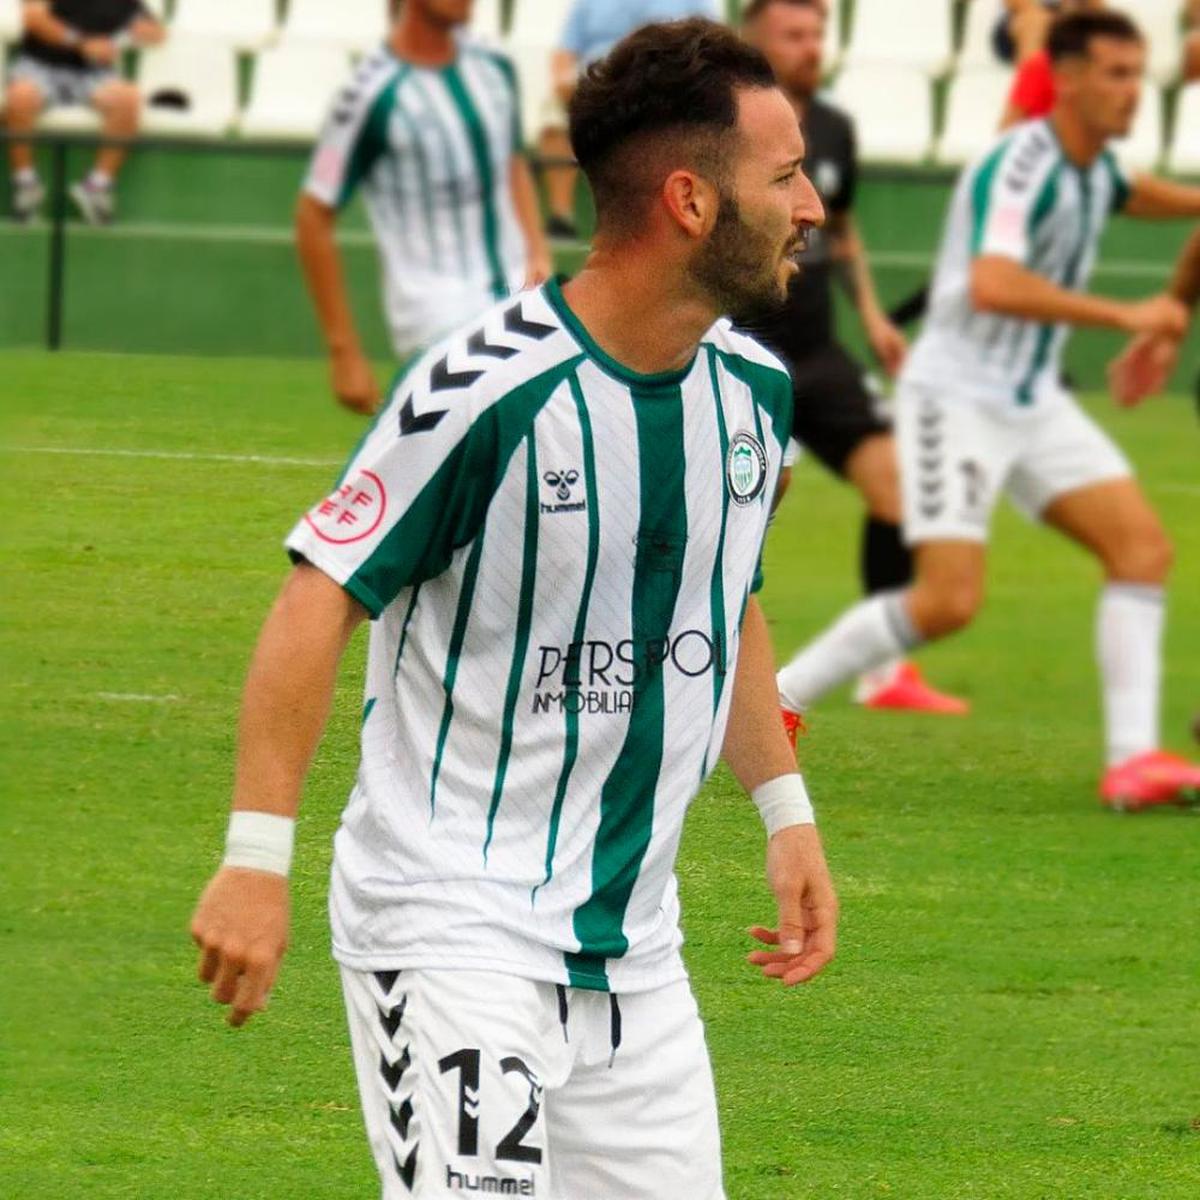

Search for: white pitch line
xmin=0 ymin=444 xmax=340 ymax=468
xmin=1155 ymin=482 xmax=1200 ymax=496
xmin=97 ymin=692 xmax=181 ymax=703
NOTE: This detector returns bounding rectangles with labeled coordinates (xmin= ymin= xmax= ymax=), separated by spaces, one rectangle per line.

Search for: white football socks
xmin=1097 ymin=583 xmax=1164 ymax=767
xmin=778 ymin=592 xmax=921 ymax=712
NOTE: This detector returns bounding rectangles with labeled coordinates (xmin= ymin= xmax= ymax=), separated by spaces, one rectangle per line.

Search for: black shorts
xmin=789 ymin=343 xmax=891 ymax=476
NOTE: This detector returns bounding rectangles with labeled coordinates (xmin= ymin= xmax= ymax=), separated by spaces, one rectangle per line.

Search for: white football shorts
xmin=895 ymin=382 xmax=1131 ymax=545
xmin=341 ymin=967 xmax=726 ymax=1200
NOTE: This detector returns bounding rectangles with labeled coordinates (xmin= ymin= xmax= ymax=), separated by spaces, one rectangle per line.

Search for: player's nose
xmin=793 ymin=170 xmax=825 ymax=230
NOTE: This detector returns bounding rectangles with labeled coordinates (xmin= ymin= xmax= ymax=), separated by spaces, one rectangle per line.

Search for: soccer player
xmin=742 ymin=0 xmax=967 ymax=716
xmin=775 ymin=11 xmax=1200 ymax=810
xmin=295 ymin=0 xmax=552 ymax=416
xmin=192 ymin=19 xmax=837 ymax=1198
xmin=4 ymin=0 xmax=165 ymax=224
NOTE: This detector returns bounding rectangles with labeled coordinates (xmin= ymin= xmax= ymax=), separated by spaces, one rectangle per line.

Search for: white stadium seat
xmin=510 ymin=0 xmax=574 ymax=46
xmin=1138 ymin=0 xmax=1186 ymax=86
xmin=281 ymin=0 xmax=389 ymax=54
xmin=0 ymin=0 xmax=22 ymax=44
xmin=843 ymin=0 xmax=954 ymax=78
xmin=505 ymin=39 xmax=555 ymax=147
xmin=1168 ymin=82 xmax=1200 ymax=175
xmin=832 ymin=64 xmax=933 ymax=163
xmin=170 ymin=0 xmax=278 ymax=52
xmin=238 ymin=44 xmax=352 ymax=142
xmin=1112 ymin=81 xmax=1163 ymax=173
xmin=470 ymin=0 xmax=505 ymax=41
xmin=138 ymin=39 xmax=239 ymax=138
xmin=958 ymin=0 xmax=1002 ymax=72
xmin=935 ymin=67 xmax=1012 ymax=165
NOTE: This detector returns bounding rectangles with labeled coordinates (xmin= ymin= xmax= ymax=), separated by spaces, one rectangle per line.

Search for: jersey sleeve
xmin=1102 ymin=149 xmax=1132 ymax=214
xmin=488 ymin=48 xmax=525 ymax=156
xmin=750 ymin=369 xmax=794 ymax=595
xmin=285 ymin=357 xmax=503 ymax=618
xmin=832 ymin=116 xmax=858 ymax=214
xmin=302 ymin=63 xmax=397 ymax=210
xmin=970 ymin=134 xmax=1057 ymax=264
xmin=559 ymin=1 xmax=588 ymax=54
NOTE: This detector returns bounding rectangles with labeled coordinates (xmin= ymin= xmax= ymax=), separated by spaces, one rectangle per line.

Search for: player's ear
xmin=661 ymin=170 xmax=718 ymax=241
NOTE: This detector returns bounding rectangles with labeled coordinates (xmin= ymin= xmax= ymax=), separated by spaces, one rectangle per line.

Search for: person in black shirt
xmin=742 ymin=0 xmax=967 ymax=714
xmin=5 ymin=0 xmax=165 ymax=224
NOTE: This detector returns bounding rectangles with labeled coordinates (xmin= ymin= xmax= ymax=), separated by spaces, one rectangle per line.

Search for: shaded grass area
xmin=1 ymin=351 xmax=1198 ymax=1197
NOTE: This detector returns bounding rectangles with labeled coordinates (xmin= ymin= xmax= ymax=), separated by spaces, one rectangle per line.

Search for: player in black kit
xmin=742 ymin=0 xmax=967 ymax=715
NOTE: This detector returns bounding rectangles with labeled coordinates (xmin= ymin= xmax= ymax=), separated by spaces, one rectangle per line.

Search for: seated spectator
xmin=538 ymin=0 xmax=719 ymax=237
xmin=1001 ymin=0 xmax=1105 ymax=127
xmin=5 ymin=1 xmax=165 ymax=225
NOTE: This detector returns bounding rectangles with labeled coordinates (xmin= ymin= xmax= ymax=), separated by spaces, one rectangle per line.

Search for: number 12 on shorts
xmin=439 ymin=1048 xmax=545 ymax=1165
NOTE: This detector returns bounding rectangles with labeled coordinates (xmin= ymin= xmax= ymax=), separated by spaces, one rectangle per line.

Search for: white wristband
xmin=751 ymin=774 xmax=815 ymax=836
xmin=223 ymin=811 xmax=295 ymax=877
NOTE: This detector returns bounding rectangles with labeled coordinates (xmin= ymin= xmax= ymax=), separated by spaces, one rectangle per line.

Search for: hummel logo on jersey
xmin=446 ymin=1167 xmax=535 ymax=1195
xmin=541 ymin=469 xmax=585 ymax=514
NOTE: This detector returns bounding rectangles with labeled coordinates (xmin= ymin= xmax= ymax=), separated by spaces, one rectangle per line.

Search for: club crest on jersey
xmin=726 ymin=433 xmax=767 ymax=506
xmin=304 ymin=470 xmax=387 ymax=544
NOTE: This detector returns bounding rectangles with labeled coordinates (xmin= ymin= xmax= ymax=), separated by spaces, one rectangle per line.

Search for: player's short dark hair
xmin=741 ymin=0 xmax=824 ymax=23
xmin=569 ymin=18 xmax=777 ymax=236
xmin=1047 ymin=11 xmax=1143 ymax=64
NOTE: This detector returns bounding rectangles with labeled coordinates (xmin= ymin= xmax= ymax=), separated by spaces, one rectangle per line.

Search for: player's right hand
xmin=330 ymin=348 xmax=380 ymax=416
xmin=190 ymin=867 xmax=290 ymax=1027
xmin=1123 ymin=294 xmax=1190 ymax=340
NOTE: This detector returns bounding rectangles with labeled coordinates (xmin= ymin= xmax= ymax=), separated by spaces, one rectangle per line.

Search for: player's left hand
xmin=1108 ymin=333 xmax=1180 ymax=407
xmin=747 ymin=824 xmax=838 ymax=987
xmin=866 ymin=313 xmax=908 ymax=378
xmin=524 ymin=247 xmax=553 ymax=291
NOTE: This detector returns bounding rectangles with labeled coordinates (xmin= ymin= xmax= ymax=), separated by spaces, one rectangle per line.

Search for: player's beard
xmin=689 ymin=186 xmax=797 ymax=325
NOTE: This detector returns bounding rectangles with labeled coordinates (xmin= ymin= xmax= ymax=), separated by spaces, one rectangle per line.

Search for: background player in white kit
xmin=776 ymin=11 xmax=1200 ymax=810
xmin=192 ymin=20 xmax=836 ymax=1199
xmin=296 ymin=0 xmax=551 ymax=415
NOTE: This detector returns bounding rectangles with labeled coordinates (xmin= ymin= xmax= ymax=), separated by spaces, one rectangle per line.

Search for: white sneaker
xmin=11 ymin=173 xmax=45 ymax=223
xmin=70 ymin=179 xmax=115 ymax=226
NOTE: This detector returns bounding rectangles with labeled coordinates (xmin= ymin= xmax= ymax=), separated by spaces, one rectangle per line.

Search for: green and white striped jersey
xmin=904 ymin=119 xmax=1130 ymax=410
xmin=304 ymin=39 xmax=528 ymax=356
xmin=285 ymin=281 xmax=792 ymax=993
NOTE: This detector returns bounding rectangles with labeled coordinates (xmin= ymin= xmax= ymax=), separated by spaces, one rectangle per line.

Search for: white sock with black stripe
xmin=777 ymin=591 xmax=922 ymax=712
xmin=1097 ymin=582 xmax=1164 ymax=767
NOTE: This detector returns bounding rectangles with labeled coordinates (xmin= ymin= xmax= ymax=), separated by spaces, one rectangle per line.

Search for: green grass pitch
xmin=1 ymin=350 xmax=1198 ymax=1198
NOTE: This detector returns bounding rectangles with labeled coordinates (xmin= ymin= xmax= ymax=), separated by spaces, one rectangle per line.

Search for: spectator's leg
xmin=6 ymin=78 xmax=45 ymax=176
xmin=539 ymin=127 xmax=578 ymax=237
xmin=91 ymin=79 xmax=141 ymax=181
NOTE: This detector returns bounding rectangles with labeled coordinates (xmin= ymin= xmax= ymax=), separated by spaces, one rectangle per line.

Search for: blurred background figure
xmin=743 ymin=0 xmax=967 ymax=715
xmin=1186 ymin=0 xmax=1200 ymax=80
xmin=5 ymin=0 xmax=165 ymax=225
xmin=295 ymin=0 xmax=550 ymax=414
xmin=539 ymin=0 xmax=720 ymax=238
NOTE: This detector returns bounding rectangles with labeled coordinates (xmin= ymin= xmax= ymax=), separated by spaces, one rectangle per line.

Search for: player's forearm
xmin=23 ymin=3 xmax=83 ymax=46
xmin=231 ymin=564 xmax=366 ymax=818
xmin=971 ymin=258 xmax=1132 ymax=330
xmin=295 ymin=194 xmax=364 ymax=355
xmin=833 ymin=218 xmax=885 ymax=326
xmin=510 ymin=156 xmax=550 ymax=260
xmin=721 ymin=596 xmax=799 ymax=793
xmin=1125 ymin=175 xmax=1200 ymax=220
xmin=1169 ymin=228 xmax=1200 ymax=309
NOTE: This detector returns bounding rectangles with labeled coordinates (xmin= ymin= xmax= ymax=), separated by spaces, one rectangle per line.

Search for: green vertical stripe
xmin=535 ymin=372 xmax=600 ymax=902
xmin=394 ymin=98 xmax=442 ymax=271
xmin=566 ymin=381 xmax=688 ymax=990
xmin=429 ymin=532 xmax=487 ymax=816
xmin=338 ymin=68 xmax=403 ymax=208
xmin=443 ymin=62 xmax=508 ymax=300
xmin=703 ymin=348 xmax=731 ymax=778
xmin=969 ymin=137 xmax=1013 ymax=255
xmin=483 ymin=434 xmax=541 ymax=862
xmin=392 ymin=583 xmax=422 ymax=677
xmin=410 ymin=74 xmax=471 ymax=277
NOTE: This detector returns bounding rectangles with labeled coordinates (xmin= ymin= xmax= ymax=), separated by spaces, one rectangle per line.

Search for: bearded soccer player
xmin=193 ymin=19 xmax=836 ymax=1199
xmin=742 ymin=0 xmax=967 ymax=717
xmin=776 ymin=11 xmax=1200 ymax=810
xmin=296 ymin=0 xmax=551 ymax=415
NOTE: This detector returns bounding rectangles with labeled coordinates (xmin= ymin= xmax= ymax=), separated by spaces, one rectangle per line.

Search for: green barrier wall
xmin=1 ymin=145 xmax=1196 ymax=393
